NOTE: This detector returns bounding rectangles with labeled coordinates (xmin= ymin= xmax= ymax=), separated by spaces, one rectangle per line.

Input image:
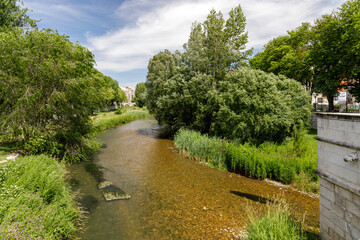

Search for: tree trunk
xmin=328 ymin=95 xmax=334 ymax=112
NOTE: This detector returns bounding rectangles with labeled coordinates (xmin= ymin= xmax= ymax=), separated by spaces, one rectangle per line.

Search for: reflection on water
xmin=68 ymin=119 xmax=319 ymax=239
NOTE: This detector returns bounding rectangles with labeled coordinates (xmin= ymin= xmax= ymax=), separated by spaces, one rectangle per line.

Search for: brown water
xmin=68 ymin=119 xmax=319 ymax=239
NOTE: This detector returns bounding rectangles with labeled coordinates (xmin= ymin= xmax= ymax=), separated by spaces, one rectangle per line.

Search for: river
xmin=68 ymin=119 xmax=319 ymax=239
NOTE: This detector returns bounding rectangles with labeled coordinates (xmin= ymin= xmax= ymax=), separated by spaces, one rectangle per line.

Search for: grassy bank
xmin=0 ymin=107 xmax=150 ymax=238
xmin=90 ymin=106 xmax=151 ymax=138
xmin=174 ymin=129 xmax=318 ymax=193
xmin=0 ymin=155 xmax=80 ymax=239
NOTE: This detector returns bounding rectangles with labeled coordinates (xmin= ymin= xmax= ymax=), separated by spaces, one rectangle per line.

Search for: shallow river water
xmin=68 ymin=119 xmax=319 ymax=239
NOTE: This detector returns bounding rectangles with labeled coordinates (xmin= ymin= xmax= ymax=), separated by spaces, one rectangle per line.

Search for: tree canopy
xmin=145 ymin=4 xmax=311 ymax=144
xmin=310 ymin=0 xmax=360 ymax=110
xmin=183 ymin=5 xmax=251 ymax=81
xmin=134 ymin=82 xmax=146 ymax=107
xmin=251 ymin=0 xmax=360 ymax=111
xmin=250 ymin=23 xmax=313 ymax=90
xmin=0 ymin=0 xmax=37 ymax=31
xmin=0 ymin=29 xmax=118 ymax=161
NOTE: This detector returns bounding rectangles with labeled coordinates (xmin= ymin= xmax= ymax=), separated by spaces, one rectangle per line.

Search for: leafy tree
xmin=183 ymin=4 xmax=251 ymax=81
xmin=337 ymin=0 xmax=360 ymax=101
xmin=146 ymin=50 xmax=180 ymax=114
xmin=309 ymin=0 xmax=360 ymax=110
xmin=90 ymin=70 xmax=126 ymax=105
xmin=0 ymin=0 xmax=37 ymax=31
xmin=210 ymin=68 xmax=311 ymax=144
xmin=250 ymin=23 xmax=313 ymax=90
xmin=310 ymin=13 xmax=343 ymax=111
xmin=145 ymin=4 xmax=311 ymax=144
xmin=134 ymin=82 xmax=146 ymax=107
xmin=0 ymin=29 xmax=108 ymax=162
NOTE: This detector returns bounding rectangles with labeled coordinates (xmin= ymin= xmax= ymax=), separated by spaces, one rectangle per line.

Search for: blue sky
xmin=24 ymin=0 xmax=346 ymax=88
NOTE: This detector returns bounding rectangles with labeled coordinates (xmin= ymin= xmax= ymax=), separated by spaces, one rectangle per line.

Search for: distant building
xmin=120 ymin=86 xmax=135 ymax=102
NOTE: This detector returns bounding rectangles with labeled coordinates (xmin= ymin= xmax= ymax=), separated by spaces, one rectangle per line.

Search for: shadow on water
xmin=230 ymin=191 xmax=273 ymax=204
xmin=137 ymin=125 xmax=174 ymax=139
xmin=84 ymin=163 xmax=106 ymax=183
xmin=79 ymin=195 xmax=99 ymax=213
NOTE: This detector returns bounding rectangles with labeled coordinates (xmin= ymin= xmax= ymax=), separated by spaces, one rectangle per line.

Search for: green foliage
xmin=90 ymin=109 xmax=150 ymax=138
xmin=310 ymin=0 xmax=360 ymax=109
xmin=246 ymin=199 xmax=307 ymax=240
xmin=0 ymin=28 xmax=116 ymax=162
xmin=134 ymin=82 xmax=147 ymax=107
xmin=174 ymin=129 xmax=228 ymax=169
xmin=92 ymin=71 xmax=127 ymax=105
xmin=210 ymin=68 xmax=311 ymax=143
xmin=0 ymin=155 xmax=80 ymax=239
xmin=183 ymin=4 xmax=251 ymax=79
xmin=114 ymin=108 xmax=123 ymax=115
xmin=250 ymin=23 xmax=313 ymax=90
xmin=146 ymin=4 xmax=311 ymax=144
xmin=174 ymin=129 xmax=318 ymax=191
xmin=0 ymin=0 xmax=37 ymax=31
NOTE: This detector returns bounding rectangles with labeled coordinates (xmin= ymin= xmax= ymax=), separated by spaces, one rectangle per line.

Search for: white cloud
xmin=87 ymin=0 xmax=346 ymax=72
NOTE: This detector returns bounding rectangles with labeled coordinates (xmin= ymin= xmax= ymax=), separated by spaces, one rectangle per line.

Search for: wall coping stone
xmin=315 ymin=136 xmax=360 ymax=151
xmin=314 ymin=168 xmax=360 ymax=196
xmin=315 ymin=112 xmax=360 ymax=122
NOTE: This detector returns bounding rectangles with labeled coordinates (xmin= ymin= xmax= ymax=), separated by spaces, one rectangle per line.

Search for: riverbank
xmin=0 ymin=107 xmax=150 ymax=239
xmin=0 ymin=154 xmax=80 ymax=239
xmin=90 ymin=106 xmax=151 ymax=138
xmin=174 ymin=128 xmax=318 ymax=194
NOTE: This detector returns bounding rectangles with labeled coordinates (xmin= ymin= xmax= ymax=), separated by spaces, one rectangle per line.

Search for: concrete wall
xmin=315 ymin=113 xmax=360 ymax=240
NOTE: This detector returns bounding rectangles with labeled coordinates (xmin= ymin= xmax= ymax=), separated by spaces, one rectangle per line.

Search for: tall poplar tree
xmin=184 ymin=4 xmax=251 ymax=82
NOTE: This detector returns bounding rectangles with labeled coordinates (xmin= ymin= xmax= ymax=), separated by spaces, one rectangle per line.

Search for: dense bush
xmin=0 ymin=155 xmax=80 ymax=239
xmin=211 ymin=68 xmax=311 ymax=143
xmin=174 ymin=129 xmax=318 ymax=191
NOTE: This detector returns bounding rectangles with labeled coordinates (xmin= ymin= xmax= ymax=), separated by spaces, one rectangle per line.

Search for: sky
xmin=24 ymin=0 xmax=347 ymax=88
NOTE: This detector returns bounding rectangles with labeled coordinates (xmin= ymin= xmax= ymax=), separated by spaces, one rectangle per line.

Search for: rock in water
xmin=100 ymin=184 xmax=130 ymax=201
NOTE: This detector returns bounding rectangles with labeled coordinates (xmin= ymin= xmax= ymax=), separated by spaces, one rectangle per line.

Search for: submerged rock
xmin=97 ymin=180 xmax=112 ymax=190
xmin=100 ymin=184 xmax=130 ymax=201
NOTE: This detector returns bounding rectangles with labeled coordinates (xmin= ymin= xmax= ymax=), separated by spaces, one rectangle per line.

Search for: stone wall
xmin=315 ymin=113 xmax=360 ymax=240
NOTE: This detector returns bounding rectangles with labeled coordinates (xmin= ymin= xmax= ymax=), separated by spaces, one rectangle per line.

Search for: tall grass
xmin=245 ymin=199 xmax=307 ymax=240
xmin=174 ymin=128 xmax=318 ymax=193
xmin=174 ymin=130 xmax=229 ymax=169
xmin=0 ymin=155 xmax=80 ymax=239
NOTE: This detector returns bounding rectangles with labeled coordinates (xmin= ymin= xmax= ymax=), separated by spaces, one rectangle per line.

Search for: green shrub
xmin=210 ymin=68 xmax=311 ymax=144
xmin=0 ymin=155 xmax=80 ymax=239
xmin=114 ymin=108 xmax=123 ymax=115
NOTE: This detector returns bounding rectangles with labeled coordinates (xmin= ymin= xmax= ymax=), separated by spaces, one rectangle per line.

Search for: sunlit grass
xmin=90 ymin=107 xmax=151 ymax=138
xmin=0 ymin=155 xmax=80 ymax=239
xmin=245 ymin=198 xmax=307 ymax=240
xmin=174 ymin=128 xmax=318 ymax=193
